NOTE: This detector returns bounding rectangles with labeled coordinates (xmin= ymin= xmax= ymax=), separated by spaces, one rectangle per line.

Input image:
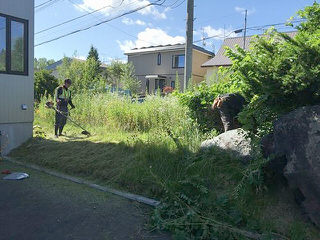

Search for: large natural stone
xmin=265 ymin=105 xmax=320 ymax=226
xmin=201 ymin=128 xmax=251 ymax=162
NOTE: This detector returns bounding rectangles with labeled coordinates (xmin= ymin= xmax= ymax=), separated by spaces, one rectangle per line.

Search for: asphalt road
xmin=0 ymin=161 xmax=170 ymax=240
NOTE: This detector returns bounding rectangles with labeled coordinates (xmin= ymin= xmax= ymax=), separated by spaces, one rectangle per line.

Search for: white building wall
xmin=0 ymin=0 xmax=34 ymax=155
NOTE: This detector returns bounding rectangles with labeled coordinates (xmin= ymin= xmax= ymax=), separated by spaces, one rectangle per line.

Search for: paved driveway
xmin=0 ymin=161 xmax=170 ymax=240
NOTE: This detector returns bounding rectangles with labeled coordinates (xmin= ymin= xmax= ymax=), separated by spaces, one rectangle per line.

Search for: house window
xmin=172 ymin=54 xmax=185 ymax=68
xmin=155 ymin=79 xmax=159 ymax=90
xmin=0 ymin=13 xmax=28 ymax=75
xmin=159 ymin=79 xmax=165 ymax=91
xmin=146 ymin=79 xmax=150 ymax=93
xmin=171 ymin=81 xmax=175 ymax=89
xmin=157 ymin=53 xmax=161 ymax=65
xmin=155 ymin=79 xmax=165 ymax=92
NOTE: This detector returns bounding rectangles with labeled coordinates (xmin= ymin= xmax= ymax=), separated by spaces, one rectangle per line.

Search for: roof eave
xmin=125 ymin=44 xmax=213 ymax=56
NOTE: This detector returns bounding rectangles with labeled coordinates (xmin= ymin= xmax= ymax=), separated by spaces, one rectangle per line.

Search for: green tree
xmin=83 ymin=57 xmax=106 ymax=91
xmin=87 ymin=45 xmax=101 ymax=75
xmin=57 ymin=56 xmax=106 ymax=93
xmin=106 ymin=60 xmax=125 ymax=89
xmin=224 ymin=2 xmax=320 ymax=135
xmin=34 ymin=57 xmax=55 ymax=71
xmin=56 ymin=56 xmax=72 ymax=81
xmin=87 ymin=45 xmax=100 ymax=62
xmin=34 ymin=69 xmax=59 ymax=101
xmin=120 ymin=62 xmax=141 ymax=96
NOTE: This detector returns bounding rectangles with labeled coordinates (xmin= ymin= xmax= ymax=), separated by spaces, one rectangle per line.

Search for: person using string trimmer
xmin=54 ymin=79 xmax=75 ymax=137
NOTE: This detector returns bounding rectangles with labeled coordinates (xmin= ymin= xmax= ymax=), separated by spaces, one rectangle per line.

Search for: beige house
xmin=202 ymin=32 xmax=297 ymax=83
xmin=0 ymin=0 xmax=34 ymax=155
xmin=125 ymin=44 xmax=213 ymax=93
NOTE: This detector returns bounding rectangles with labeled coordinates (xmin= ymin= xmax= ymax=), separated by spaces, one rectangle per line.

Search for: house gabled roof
xmin=46 ymin=59 xmax=65 ymax=71
xmin=202 ymin=31 xmax=297 ymax=68
xmin=125 ymin=43 xmax=214 ymax=56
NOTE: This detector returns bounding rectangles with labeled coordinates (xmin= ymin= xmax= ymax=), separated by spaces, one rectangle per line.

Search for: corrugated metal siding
xmin=0 ymin=0 xmax=34 ymax=124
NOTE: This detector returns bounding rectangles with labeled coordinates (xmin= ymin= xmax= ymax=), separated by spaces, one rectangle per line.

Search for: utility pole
xmin=243 ymin=9 xmax=248 ymax=49
xmin=184 ymin=0 xmax=194 ymax=91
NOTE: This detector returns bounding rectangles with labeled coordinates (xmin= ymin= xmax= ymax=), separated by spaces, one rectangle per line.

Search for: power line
xmin=162 ymin=0 xmax=186 ymax=9
xmin=35 ymin=0 xmax=56 ymax=8
xmin=36 ymin=0 xmax=125 ymax=35
xmin=66 ymin=0 xmax=156 ymax=45
xmin=35 ymin=0 xmax=148 ymax=41
xmin=35 ymin=0 xmax=166 ymax=47
xmin=194 ymin=31 xmax=234 ymax=43
xmin=195 ymin=19 xmax=304 ymax=43
xmin=170 ymin=0 xmax=186 ymax=9
xmin=34 ymin=3 xmax=140 ymax=42
xmin=35 ymin=0 xmax=62 ymax=12
xmin=247 ymin=19 xmax=304 ymax=31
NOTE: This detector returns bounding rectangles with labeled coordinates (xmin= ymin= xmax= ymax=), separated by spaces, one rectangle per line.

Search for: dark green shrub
xmin=34 ymin=69 xmax=59 ymax=101
xmin=176 ymin=78 xmax=243 ymax=132
xmin=225 ymin=2 xmax=320 ymax=135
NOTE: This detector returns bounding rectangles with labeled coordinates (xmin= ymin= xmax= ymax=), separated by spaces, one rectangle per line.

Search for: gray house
xmin=125 ymin=44 xmax=213 ymax=93
xmin=0 ymin=0 xmax=34 ymax=155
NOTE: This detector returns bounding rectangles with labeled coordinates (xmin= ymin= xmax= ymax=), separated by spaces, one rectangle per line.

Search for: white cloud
xmin=193 ymin=30 xmax=201 ymax=36
xmin=117 ymin=40 xmax=136 ymax=52
xmin=235 ymin=6 xmax=256 ymax=15
xmin=122 ymin=17 xmax=146 ymax=26
xmin=136 ymin=19 xmax=146 ymax=25
xmin=138 ymin=5 xmax=168 ymax=19
xmin=77 ymin=0 xmax=167 ymax=19
xmin=202 ymin=26 xmax=238 ymax=40
xmin=117 ymin=28 xmax=185 ymax=52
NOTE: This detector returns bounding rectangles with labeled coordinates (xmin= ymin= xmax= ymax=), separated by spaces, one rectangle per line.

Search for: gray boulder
xmin=201 ymin=128 xmax=251 ymax=162
xmin=266 ymin=105 xmax=320 ymax=227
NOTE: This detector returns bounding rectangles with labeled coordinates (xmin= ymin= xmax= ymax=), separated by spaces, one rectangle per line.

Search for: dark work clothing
xmin=55 ymin=107 xmax=68 ymax=136
xmin=218 ymin=93 xmax=246 ymax=132
xmin=54 ymin=86 xmax=74 ymax=135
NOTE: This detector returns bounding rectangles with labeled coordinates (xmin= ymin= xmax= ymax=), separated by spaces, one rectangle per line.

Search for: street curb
xmin=3 ymin=157 xmax=161 ymax=207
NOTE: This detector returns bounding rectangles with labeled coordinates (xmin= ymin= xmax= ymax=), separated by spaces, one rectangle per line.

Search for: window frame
xmin=0 ymin=12 xmax=29 ymax=76
xmin=146 ymin=79 xmax=150 ymax=93
xmin=155 ymin=79 xmax=159 ymax=90
xmin=157 ymin=53 xmax=161 ymax=65
xmin=171 ymin=81 xmax=175 ymax=89
xmin=172 ymin=54 xmax=185 ymax=69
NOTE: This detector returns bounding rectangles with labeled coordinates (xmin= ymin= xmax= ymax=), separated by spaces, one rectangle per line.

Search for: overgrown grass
xmin=11 ymin=92 xmax=320 ymax=240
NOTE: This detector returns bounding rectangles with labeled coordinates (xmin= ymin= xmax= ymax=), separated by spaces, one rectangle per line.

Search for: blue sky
xmin=34 ymin=0 xmax=316 ymax=63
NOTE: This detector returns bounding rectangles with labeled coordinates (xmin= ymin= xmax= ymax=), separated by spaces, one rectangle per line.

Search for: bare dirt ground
xmin=0 ymin=161 xmax=171 ymax=240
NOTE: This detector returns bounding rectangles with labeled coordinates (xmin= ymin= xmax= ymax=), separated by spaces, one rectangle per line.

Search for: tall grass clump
xmin=37 ymin=92 xmax=192 ymax=133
